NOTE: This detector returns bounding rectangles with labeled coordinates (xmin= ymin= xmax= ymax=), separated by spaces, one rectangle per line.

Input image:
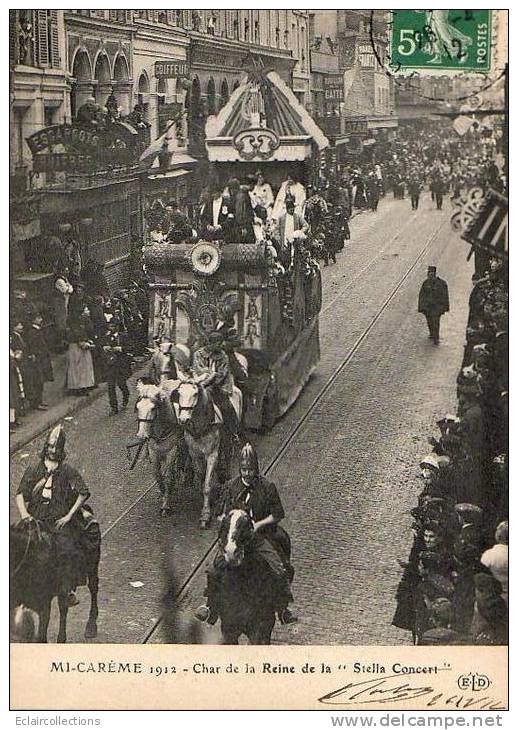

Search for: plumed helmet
xmin=239 ymin=442 xmax=259 ymax=477
xmin=42 ymin=423 xmax=66 ymax=461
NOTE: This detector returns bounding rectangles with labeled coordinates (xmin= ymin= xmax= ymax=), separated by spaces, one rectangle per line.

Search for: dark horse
xmin=214 ymin=509 xmax=282 ymax=644
xmin=10 ymin=518 xmax=100 ymax=643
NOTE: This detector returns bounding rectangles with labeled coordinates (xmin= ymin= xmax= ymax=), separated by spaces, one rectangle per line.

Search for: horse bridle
xmin=135 ymin=395 xmax=158 ymax=423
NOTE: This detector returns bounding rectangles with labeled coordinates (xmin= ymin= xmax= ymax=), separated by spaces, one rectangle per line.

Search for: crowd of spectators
xmin=393 ymin=256 xmax=508 ymax=645
xmin=9 ymin=245 xmax=149 ymax=430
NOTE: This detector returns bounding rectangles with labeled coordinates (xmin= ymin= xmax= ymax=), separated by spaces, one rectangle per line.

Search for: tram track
xmin=96 ymin=205 xmax=433 ymax=545
xmin=141 ymin=215 xmax=449 ymax=644
xmin=9 ymin=203 xmax=451 ymax=644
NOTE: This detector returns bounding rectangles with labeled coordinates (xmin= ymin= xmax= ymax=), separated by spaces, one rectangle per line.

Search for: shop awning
xmin=205 ymin=70 xmax=328 ymax=163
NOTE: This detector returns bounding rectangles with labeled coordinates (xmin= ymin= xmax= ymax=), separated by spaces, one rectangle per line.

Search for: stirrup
xmin=278 ymin=608 xmax=298 ymax=625
xmin=194 ymin=604 xmax=218 ymax=624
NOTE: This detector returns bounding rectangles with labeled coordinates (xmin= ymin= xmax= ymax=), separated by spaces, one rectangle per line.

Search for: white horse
xmin=174 ymin=377 xmax=243 ymax=528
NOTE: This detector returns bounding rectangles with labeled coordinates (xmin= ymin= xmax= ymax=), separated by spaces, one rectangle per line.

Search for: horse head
xmin=219 ymin=509 xmax=254 ymax=568
xmin=134 ymin=381 xmax=162 ymax=440
xmin=176 ymin=380 xmax=203 ymax=426
xmin=152 ymin=341 xmax=191 ymax=383
xmin=157 ymin=342 xmax=176 ymax=381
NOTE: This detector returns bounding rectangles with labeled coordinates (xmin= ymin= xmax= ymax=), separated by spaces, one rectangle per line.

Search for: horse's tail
xmin=11 ymin=605 xmax=38 ymax=642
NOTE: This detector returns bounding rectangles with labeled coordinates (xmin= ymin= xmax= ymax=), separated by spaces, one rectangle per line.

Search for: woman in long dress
xmin=66 ymin=305 xmax=95 ymax=395
xmin=272 ymin=174 xmax=306 ymax=219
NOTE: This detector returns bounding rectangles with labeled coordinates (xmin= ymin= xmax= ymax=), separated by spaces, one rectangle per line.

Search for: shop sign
xmin=343 ymin=119 xmax=368 ymax=135
xmin=27 ymin=121 xmax=139 ymax=173
xmin=324 ymin=75 xmax=344 ymax=102
xmin=155 ymin=60 xmax=189 ymax=79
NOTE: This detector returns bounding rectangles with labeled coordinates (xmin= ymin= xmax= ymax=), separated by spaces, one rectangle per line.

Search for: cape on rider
xmin=195 ymin=442 xmax=297 ymax=626
xmin=15 ymin=424 xmax=94 ymax=605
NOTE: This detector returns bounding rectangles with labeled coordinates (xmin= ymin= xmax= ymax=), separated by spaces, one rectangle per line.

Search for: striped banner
xmin=462 ymin=189 xmax=508 ymax=260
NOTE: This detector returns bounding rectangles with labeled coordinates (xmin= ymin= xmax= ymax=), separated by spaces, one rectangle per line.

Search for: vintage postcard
xmin=9 ymin=7 xmax=508 ymax=712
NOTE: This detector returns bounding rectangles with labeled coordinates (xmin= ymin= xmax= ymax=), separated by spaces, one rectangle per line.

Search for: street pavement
xmin=10 ymin=194 xmax=473 ymax=645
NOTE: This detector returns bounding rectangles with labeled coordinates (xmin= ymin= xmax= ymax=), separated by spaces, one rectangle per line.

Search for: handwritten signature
xmin=318 ymin=672 xmax=506 ymax=710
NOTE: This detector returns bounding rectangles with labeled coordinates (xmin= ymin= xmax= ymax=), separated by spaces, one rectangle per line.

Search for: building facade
xmin=9 ymin=10 xmax=69 ymax=184
xmin=9 ymin=9 xmax=314 ymax=296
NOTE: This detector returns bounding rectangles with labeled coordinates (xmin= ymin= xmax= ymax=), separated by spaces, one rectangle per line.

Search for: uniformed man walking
xmin=418 ymin=266 xmax=450 ymax=345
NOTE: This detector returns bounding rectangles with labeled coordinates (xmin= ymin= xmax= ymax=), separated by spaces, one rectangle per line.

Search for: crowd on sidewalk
xmin=10 ymin=246 xmax=149 ymax=430
xmin=393 ymin=256 xmax=508 ymax=646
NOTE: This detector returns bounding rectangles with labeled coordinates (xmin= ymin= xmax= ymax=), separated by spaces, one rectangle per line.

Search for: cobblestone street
xmin=10 ymin=196 xmax=473 ymax=645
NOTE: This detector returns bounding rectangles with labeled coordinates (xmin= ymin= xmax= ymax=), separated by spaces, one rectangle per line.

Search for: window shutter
xmin=49 ymin=10 xmax=60 ymax=68
xmin=35 ymin=10 xmax=49 ymax=67
xmin=9 ymin=10 xmax=18 ymax=66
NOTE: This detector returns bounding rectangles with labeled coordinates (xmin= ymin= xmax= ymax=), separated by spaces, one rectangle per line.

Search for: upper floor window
xmin=10 ymin=10 xmax=60 ymax=69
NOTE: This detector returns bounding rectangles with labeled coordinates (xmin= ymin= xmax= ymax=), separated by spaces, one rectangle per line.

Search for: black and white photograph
xmin=9 ymin=6 xmax=508 ymax=712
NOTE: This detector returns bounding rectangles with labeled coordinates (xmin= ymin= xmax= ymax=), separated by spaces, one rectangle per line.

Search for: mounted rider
xmin=15 ymin=424 xmax=98 ymax=606
xmin=192 ymin=330 xmax=243 ymax=443
xmin=147 ymin=341 xmax=192 ymax=385
xmin=195 ymin=442 xmax=297 ymax=626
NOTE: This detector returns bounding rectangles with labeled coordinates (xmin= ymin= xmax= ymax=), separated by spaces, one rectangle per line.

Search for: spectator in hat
xmin=471 ymin=573 xmax=508 ymax=645
xmin=418 ymin=266 xmax=449 ymax=345
xmin=53 ymin=266 xmax=74 ymax=352
xmin=24 ymin=312 xmax=54 ymax=411
xmin=100 ymin=317 xmax=132 ymax=415
xmin=420 ymin=598 xmax=467 ymax=645
xmin=480 ymin=521 xmax=508 ymax=604
xmin=10 ymin=318 xmax=44 ymax=413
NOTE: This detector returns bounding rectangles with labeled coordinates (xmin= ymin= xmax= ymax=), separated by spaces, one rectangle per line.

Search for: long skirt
xmin=66 ymin=344 xmax=95 ymax=390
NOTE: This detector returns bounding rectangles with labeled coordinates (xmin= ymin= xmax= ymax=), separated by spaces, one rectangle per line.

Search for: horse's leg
xmin=57 ymin=593 xmax=69 ymax=643
xmin=37 ymin=599 xmax=51 ymax=643
xmin=200 ymin=439 xmax=219 ymax=529
xmin=221 ymin=624 xmax=240 ymax=645
xmin=248 ymin=616 xmax=275 ymax=645
xmin=85 ymin=570 xmax=99 ymax=639
xmin=151 ymin=445 xmax=167 ymax=514
xmin=162 ymin=438 xmax=180 ymax=515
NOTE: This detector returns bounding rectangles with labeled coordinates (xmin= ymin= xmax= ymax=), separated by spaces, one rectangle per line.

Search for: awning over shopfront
xmin=205 ymin=70 xmax=329 ymax=163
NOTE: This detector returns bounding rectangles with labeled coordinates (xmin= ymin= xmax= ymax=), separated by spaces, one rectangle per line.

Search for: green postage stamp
xmin=390 ymin=10 xmax=492 ymax=72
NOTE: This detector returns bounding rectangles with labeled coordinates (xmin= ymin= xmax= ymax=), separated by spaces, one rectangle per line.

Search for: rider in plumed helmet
xmin=194 ymin=442 xmax=297 ymax=626
xmin=16 ymin=424 xmax=94 ymax=605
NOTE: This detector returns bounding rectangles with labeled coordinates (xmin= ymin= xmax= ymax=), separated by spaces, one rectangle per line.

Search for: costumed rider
xmin=195 ymin=442 xmax=298 ymax=626
xmin=15 ymin=424 xmax=98 ymax=607
xmin=192 ymin=330 xmax=243 ymax=444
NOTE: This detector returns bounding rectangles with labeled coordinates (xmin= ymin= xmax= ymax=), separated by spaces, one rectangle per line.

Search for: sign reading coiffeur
xmin=155 ymin=60 xmax=189 ymax=79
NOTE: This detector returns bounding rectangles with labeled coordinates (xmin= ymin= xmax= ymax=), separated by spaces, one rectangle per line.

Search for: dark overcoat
xmin=418 ymin=277 xmax=450 ymax=315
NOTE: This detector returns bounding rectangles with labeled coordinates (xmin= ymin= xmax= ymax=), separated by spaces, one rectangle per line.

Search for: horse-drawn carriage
xmin=144 ymin=237 xmax=322 ymax=431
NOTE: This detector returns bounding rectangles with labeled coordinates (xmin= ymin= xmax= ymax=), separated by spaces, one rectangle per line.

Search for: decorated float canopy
xmin=205 ymin=70 xmax=329 ymax=163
